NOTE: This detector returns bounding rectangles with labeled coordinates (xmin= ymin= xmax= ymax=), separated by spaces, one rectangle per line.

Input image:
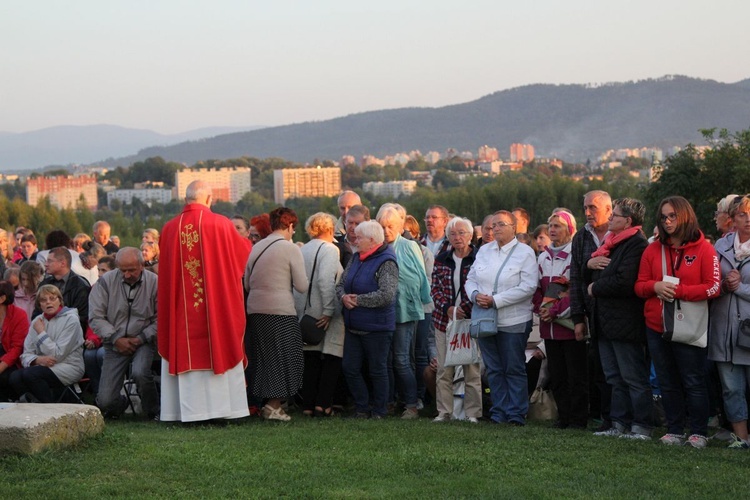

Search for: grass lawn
xmin=1 ymin=414 xmax=747 ymax=498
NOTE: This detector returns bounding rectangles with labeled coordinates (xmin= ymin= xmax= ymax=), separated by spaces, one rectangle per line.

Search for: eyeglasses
xmin=449 ymin=230 xmax=471 ymax=237
xmin=491 ymin=222 xmax=514 ymax=229
xmin=660 ymin=213 xmax=678 ymax=223
xmin=610 ymin=213 xmax=628 ymax=220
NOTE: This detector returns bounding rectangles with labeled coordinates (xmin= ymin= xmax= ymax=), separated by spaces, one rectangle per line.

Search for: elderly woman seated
xmin=8 ymin=284 xmax=84 ymax=403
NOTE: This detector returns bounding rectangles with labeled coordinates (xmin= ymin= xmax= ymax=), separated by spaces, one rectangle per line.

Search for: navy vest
xmin=343 ymin=243 xmax=397 ymax=332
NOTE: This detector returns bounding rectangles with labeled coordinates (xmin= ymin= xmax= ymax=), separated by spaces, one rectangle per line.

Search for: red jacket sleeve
xmin=1 ymin=305 xmax=30 ymax=368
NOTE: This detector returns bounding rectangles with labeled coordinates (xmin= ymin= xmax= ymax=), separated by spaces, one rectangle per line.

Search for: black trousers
xmin=9 ymin=365 xmax=65 ymax=403
xmin=300 ymin=351 xmax=342 ymax=411
xmin=546 ymin=339 xmax=589 ymax=427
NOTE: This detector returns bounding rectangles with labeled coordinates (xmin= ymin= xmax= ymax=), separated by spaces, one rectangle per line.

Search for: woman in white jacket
xmin=9 ymin=284 xmax=84 ymax=402
xmin=465 ymin=210 xmax=538 ymax=425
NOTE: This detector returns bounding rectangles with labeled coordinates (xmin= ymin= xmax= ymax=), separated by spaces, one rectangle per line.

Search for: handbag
xmin=470 ymin=244 xmax=517 ymax=339
xmin=660 ymin=245 xmax=708 ymax=348
xmin=528 ymin=386 xmax=558 ymax=421
xmin=299 ymin=243 xmax=326 ymax=346
xmin=444 ymin=308 xmax=480 ymax=367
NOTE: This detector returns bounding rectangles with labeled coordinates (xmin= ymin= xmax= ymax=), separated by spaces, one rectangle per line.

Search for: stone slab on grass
xmin=0 ymin=403 xmax=104 ymax=455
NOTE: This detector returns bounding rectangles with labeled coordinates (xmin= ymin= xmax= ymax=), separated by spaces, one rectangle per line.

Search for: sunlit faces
xmin=481 ymin=218 xmax=493 ymax=244
xmin=535 ymin=232 xmax=551 ymax=250
xmin=248 ymin=226 xmax=262 ymax=243
xmin=733 ymin=209 xmax=750 ymax=238
xmin=93 ymin=225 xmax=111 ymax=245
xmin=547 ymin=219 xmax=569 ymax=246
xmin=583 ymin=194 xmax=611 ymax=228
xmin=660 ymin=203 xmax=677 ymax=235
xmin=20 ymin=241 xmax=37 ymax=258
xmin=424 ymin=208 xmax=448 ymax=238
xmin=117 ymin=255 xmax=143 ymax=285
xmin=491 ymin=214 xmax=515 ymax=245
xmin=447 ymin=225 xmax=472 ymax=252
xmin=38 ymin=292 xmax=61 ymax=315
xmin=379 ymin=217 xmax=403 ymax=244
xmin=44 ymin=255 xmax=66 ymax=278
xmin=608 ymin=210 xmax=630 ymax=234
xmin=338 ymin=192 xmax=360 ymax=218
xmin=231 ymin=218 xmax=250 ymax=239
xmin=346 ymin=212 xmax=366 ymax=245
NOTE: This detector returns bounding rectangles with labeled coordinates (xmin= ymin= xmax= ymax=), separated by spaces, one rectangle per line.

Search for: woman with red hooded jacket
xmin=635 ymin=196 xmax=720 ymax=448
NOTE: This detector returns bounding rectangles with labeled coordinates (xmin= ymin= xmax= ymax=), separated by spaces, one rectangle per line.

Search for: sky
xmin=1 ymin=0 xmax=748 ymax=134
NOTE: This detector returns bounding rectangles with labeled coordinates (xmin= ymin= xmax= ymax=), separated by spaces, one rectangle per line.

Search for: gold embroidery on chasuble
xmin=181 ymin=222 xmax=205 ymax=310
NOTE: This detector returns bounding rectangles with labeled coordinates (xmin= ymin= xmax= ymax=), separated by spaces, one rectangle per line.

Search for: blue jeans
xmin=646 ymin=328 xmax=708 ymax=436
xmin=599 ymin=338 xmax=653 ymax=434
xmin=84 ymin=346 xmax=105 ymax=396
xmin=388 ymin=321 xmax=418 ymax=408
xmin=716 ymin=362 xmax=750 ymax=423
xmin=342 ymin=330 xmax=393 ymax=417
xmin=478 ymin=321 xmax=531 ymax=424
xmin=415 ymin=314 xmax=432 ymax=401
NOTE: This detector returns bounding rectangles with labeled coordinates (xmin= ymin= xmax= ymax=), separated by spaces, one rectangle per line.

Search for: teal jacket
xmin=391 ymin=234 xmax=432 ymax=323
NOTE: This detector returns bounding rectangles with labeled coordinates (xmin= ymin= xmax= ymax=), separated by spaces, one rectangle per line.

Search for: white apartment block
xmin=273 ymin=167 xmax=341 ymax=205
xmin=107 ymin=188 xmax=173 ymax=208
xmin=363 ymin=180 xmax=417 ymax=198
xmin=175 ymin=167 xmax=252 ymax=203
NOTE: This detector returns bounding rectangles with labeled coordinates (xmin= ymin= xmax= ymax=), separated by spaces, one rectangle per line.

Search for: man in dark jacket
xmin=36 ymin=246 xmax=91 ymax=335
xmin=569 ymin=190 xmax=613 ymax=431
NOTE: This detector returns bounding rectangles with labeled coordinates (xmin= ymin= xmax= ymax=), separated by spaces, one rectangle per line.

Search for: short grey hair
xmin=355 ymin=220 xmax=385 ymax=245
xmin=446 ymin=217 xmax=473 ymax=235
xmin=115 ymin=247 xmax=145 ymax=266
xmin=717 ymin=194 xmax=740 ymax=213
xmin=613 ymin=198 xmax=646 ymax=226
xmin=377 ymin=203 xmax=406 ymax=222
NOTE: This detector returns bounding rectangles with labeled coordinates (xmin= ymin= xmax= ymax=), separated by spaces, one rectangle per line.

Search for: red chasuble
xmin=158 ymin=203 xmax=252 ymax=375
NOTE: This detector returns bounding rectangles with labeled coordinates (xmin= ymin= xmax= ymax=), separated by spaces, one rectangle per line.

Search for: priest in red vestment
xmin=158 ymin=180 xmax=252 ymax=422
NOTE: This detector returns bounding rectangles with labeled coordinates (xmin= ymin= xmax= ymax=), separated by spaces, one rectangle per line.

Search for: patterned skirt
xmin=248 ymin=314 xmax=304 ymax=399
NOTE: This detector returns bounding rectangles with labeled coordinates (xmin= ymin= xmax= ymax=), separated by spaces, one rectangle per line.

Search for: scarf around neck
xmin=591 ymin=226 xmax=642 ymax=258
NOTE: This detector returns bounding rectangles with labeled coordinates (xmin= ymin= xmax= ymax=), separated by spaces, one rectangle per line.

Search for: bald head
xmin=186 ymin=180 xmax=212 ymax=206
xmin=115 ymin=247 xmax=145 ymax=285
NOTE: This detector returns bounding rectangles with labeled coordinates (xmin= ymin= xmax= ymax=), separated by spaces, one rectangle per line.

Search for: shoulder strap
xmin=304 ymin=242 xmax=324 ymax=312
xmin=492 ymin=243 xmax=518 ymax=294
xmin=248 ymin=238 xmax=281 ymax=277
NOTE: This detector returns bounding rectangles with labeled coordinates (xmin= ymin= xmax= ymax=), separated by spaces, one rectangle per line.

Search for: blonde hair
xmin=305 ymin=212 xmax=336 ymax=239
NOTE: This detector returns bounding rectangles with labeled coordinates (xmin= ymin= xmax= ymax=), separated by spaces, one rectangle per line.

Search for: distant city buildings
xmin=510 ymin=143 xmax=535 ymax=162
xmin=26 ymin=174 xmax=98 ymax=210
xmin=477 ymin=145 xmax=499 ymax=162
xmin=273 ymin=166 xmax=342 ymax=205
xmin=107 ymin=188 xmax=173 ymax=208
xmin=363 ymin=180 xmax=417 ymax=198
xmin=174 ymin=167 xmax=252 ymax=203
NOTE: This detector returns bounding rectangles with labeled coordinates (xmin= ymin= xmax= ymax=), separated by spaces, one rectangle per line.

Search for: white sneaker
xmin=416 ymin=399 xmax=424 ymax=410
xmin=619 ymin=432 xmax=651 ymax=441
xmin=432 ymin=413 xmax=450 ymax=423
xmin=594 ymin=427 xmax=624 ymax=437
xmin=659 ymin=433 xmax=686 ymax=446
xmin=467 ymin=417 xmax=479 ymax=424
xmin=684 ymin=434 xmax=708 ymax=449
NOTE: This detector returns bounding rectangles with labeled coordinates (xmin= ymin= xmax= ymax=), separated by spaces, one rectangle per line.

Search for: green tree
xmin=646 ymin=128 xmax=750 ymax=238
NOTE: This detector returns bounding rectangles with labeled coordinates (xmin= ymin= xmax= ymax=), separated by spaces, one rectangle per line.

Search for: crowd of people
xmin=1 ymin=184 xmax=749 ymax=451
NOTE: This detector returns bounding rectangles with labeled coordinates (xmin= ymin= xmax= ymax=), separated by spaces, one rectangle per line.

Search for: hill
xmin=100 ymin=75 xmax=750 ymax=166
xmin=0 ymin=125 xmax=264 ymax=171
